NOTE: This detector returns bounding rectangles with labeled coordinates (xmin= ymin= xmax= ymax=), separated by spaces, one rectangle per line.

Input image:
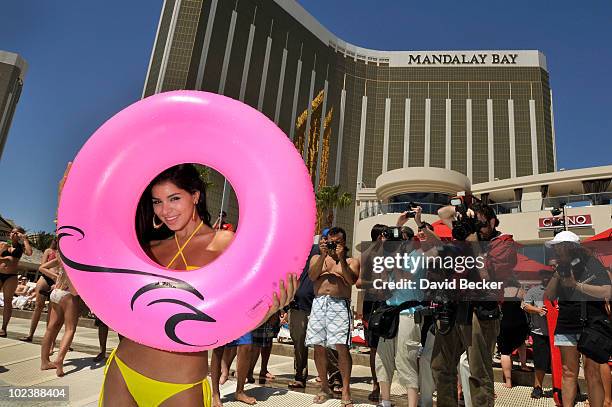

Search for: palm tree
xmin=315 ymin=185 xmax=352 ymax=233
xmin=30 ymin=231 xmax=56 ymax=251
xmin=195 ymin=165 xmax=214 ymax=189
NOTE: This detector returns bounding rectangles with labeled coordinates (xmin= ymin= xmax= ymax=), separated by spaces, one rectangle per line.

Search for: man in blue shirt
xmin=374 ymin=210 xmax=430 ymax=407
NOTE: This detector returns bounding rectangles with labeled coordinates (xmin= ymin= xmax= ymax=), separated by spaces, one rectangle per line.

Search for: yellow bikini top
xmin=166 ymin=221 xmax=204 ymax=271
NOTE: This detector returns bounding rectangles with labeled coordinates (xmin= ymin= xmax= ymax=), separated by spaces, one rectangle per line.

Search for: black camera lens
xmin=326 ymin=241 xmax=337 ymax=251
xmin=556 ymin=263 xmax=572 ymax=278
xmin=451 ymin=218 xmax=478 ymax=241
xmin=382 ymin=227 xmax=402 ymax=241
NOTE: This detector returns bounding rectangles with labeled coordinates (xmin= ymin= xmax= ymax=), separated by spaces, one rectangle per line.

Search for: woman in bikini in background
xmin=21 ymin=238 xmax=59 ymax=342
xmin=0 ymin=226 xmax=33 ymax=337
xmin=39 ymin=256 xmax=80 ymax=377
xmin=75 ymin=164 xmax=297 ymax=407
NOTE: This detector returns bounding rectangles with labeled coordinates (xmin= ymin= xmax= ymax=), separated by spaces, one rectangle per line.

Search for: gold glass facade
xmin=144 ymin=0 xmax=555 ymax=244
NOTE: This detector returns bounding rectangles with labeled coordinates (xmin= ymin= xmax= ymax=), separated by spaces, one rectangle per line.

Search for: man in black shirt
xmin=356 ymin=224 xmax=387 ymax=402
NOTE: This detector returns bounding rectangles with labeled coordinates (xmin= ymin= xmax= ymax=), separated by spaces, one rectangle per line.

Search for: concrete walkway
xmin=0 ymin=317 xmax=587 ymax=406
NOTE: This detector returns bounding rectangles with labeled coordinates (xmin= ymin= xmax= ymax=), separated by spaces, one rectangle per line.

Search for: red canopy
xmin=514 ymin=253 xmax=551 ymax=273
xmin=584 ymin=228 xmax=612 ymax=267
xmin=424 ymin=221 xmax=551 ymax=276
xmin=585 ymin=228 xmax=612 ymax=242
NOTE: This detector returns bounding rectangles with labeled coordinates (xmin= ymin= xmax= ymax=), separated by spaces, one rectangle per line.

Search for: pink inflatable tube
xmin=57 ymin=91 xmax=316 ymax=352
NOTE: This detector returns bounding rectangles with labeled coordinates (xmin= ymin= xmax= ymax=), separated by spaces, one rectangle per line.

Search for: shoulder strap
xmin=397 ymin=301 xmax=419 ymax=312
xmin=166 ymin=221 xmax=204 ymax=269
xmin=580 ymin=299 xmax=587 ymax=325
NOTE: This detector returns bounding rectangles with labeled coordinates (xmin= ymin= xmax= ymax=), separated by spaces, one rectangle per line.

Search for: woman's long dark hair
xmin=136 ymin=164 xmax=212 ymax=245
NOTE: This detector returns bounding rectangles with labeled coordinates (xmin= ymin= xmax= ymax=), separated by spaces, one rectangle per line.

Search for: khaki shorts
xmin=375 ymin=313 xmax=421 ymax=389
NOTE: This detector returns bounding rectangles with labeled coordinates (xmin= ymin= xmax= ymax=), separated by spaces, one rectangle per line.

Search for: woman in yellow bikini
xmin=78 ymin=164 xmax=297 ymax=407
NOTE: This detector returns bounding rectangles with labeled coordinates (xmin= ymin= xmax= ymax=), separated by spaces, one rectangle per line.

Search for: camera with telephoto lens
xmin=557 ymin=258 xmax=583 ymax=278
xmin=415 ymin=302 xmax=456 ymax=335
xmin=450 ymin=197 xmax=486 ymax=241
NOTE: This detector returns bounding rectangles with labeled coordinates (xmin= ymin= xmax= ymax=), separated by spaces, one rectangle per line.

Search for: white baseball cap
xmin=545 ymin=231 xmax=580 ymax=248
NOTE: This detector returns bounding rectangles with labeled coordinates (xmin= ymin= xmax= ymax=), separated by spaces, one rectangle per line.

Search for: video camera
xmin=381 ymin=226 xmax=403 ymax=241
xmin=449 ymin=195 xmax=485 ymax=241
xmin=380 ymin=202 xmax=418 ymax=241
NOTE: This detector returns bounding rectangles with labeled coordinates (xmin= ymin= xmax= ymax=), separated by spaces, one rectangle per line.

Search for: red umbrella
xmin=513 ymin=253 xmax=552 ymax=280
xmin=584 ymin=228 xmax=612 ymax=267
xmin=514 ymin=253 xmax=551 ymax=273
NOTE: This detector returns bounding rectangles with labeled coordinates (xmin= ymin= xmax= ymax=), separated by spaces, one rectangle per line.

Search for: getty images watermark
xmin=370 ymin=251 xmax=504 ymax=291
xmin=359 ymin=241 xmax=518 ymax=300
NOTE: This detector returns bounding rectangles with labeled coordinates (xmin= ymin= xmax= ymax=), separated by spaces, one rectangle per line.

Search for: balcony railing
xmin=542 ymin=192 xmax=612 ymax=209
xmin=359 ymin=202 xmax=445 ymax=220
xmin=489 ymin=192 xmax=612 ymax=214
xmin=359 ymin=192 xmax=612 ymax=221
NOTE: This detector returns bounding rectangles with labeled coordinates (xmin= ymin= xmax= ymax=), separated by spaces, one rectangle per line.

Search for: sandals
xmin=340 ymin=400 xmax=354 ymax=407
xmin=287 ymin=381 xmax=305 ymax=389
xmin=313 ymin=391 xmax=332 ymax=404
xmin=258 ymin=371 xmax=275 ymax=384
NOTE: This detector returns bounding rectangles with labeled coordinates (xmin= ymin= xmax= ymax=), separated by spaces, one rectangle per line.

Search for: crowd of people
xmin=289 ymin=203 xmax=611 ymax=407
xmin=1 ymin=166 xmax=611 ymax=406
xmin=0 ymin=229 xmax=89 ymax=377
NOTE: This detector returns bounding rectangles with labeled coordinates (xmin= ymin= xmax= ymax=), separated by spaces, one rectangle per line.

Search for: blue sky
xmin=1 ymin=1 xmax=611 ymax=233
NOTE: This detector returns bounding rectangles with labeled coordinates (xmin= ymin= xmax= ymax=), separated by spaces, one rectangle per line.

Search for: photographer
xmin=306 ymin=227 xmax=360 ymax=406
xmin=357 ymin=217 xmax=420 ymax=402
xmin=544 ymin=231 xmax=612 ymax=407
xmin=288 ymin=229 xmax=341 ymax=391
xmin=372 ymin=208 xmax=433 ymax=407
xmin=432 ymin=203 xmax=516 ymax=407
xmin=356 ymin=223 xmax=387 ymax=402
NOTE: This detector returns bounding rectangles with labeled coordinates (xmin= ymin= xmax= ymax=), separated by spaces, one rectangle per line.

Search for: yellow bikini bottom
xmin=99 ymin=348 xmax=211 ymax=407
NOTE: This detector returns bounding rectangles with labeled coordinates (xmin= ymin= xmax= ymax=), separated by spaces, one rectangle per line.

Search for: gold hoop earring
xmin=152 ymin=214 xmax=163 ymax=229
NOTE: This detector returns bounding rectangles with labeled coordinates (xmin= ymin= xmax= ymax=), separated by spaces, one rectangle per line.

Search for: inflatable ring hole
xmin=135 ymin=163 xmax=239 ymax=271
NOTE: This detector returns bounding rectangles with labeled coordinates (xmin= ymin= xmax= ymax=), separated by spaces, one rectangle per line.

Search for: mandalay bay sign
xmin=406 ymin=52 xmax=519 ymax=65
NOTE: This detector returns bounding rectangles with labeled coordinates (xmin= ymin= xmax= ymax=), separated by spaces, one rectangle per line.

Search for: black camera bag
xmin=578 ymin=302 xmax=612 ymax=364
xmin=368 ymin=301 xmax=418 ymax=339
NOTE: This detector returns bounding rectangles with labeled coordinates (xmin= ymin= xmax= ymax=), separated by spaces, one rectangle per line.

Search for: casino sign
xmin=538 ymin=215 xmax=593 ymax=230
